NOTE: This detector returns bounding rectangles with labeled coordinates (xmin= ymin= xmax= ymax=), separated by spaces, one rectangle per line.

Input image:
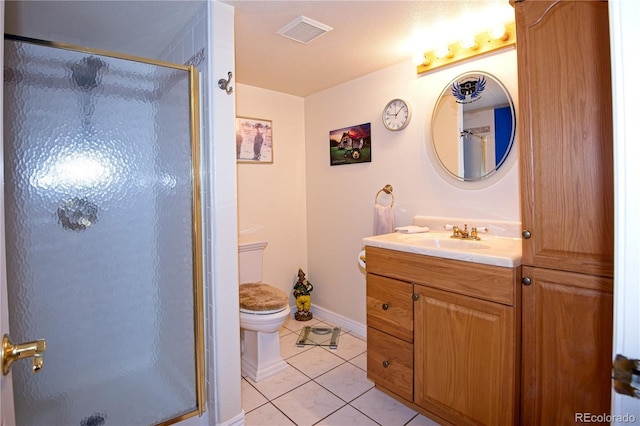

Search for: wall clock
xmin=382 ymin=98 xmax=411 ymax=131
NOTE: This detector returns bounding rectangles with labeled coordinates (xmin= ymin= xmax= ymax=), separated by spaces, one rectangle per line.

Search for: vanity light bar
xmin=416 ymin=22 xmax=516 ymax=75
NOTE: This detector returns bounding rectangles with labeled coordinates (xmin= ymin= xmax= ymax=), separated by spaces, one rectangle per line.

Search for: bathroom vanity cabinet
xmin=365 ymin=246 xmax=521 ymax=426
xmin=514 ymin=0 xmax=614 ymax=423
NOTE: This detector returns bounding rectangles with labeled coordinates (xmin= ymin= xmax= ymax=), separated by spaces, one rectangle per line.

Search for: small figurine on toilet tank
xmin=293 ymin=268 xmax=314 ymax=321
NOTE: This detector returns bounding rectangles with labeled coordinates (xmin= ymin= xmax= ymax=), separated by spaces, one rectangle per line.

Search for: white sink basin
xmin=362 ymin=231 xmax=522 ymax=267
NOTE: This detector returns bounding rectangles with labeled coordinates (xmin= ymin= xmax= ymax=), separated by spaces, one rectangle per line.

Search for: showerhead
xmin=70 ymin=56 xmax=105 ymax=90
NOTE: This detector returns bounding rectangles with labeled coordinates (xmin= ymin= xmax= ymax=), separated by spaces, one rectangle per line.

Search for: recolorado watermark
xmin=575 ymin=413 xmax=637 ymax=423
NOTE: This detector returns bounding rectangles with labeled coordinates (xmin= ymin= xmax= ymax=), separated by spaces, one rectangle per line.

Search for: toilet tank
xmin=238 ymin=241 xmax=267 ymax=284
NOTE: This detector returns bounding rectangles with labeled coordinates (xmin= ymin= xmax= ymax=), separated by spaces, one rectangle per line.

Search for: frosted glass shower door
xmin=2 ymin=37 xmax=204 ymax=425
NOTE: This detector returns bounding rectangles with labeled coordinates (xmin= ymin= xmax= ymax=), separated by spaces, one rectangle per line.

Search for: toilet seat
xmin=239 ymin=283 xmax=288 ymax=315
xmin=240 ymin=306 xmax=287 ymax=315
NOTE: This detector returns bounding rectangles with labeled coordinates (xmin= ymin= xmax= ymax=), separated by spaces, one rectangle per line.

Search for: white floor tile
xmin=240 ymin=330 xmax=439 ymax=426
xmin=241 ymin=378 xmax=269 ymax=413
xmin=287 ymin=346 xmax=345 ymax=379
xmin=350 ymin=388 xmax=418 ymax=426
xmin=244 ymin=402 xmax=296 ymax=426
xmin=283 ymin=316 xmax=323 ymax=333
xmin=246 ymin=365 xmax=311 ymax=401
xmin=272 ymin=381 xmax=346 ymax=426
xmin=315 ymin=405 xmax=379 ymax=426
xmin=280 ymin=330 xmax=315 ymax=360
xmin=322 ymin=333 xmax=367 ymax=361
xmin=350 ymin=352 xmax=367 ymax=372
xmin=280 ymin=326 xmax=295 ymax=337
xmin=315 ymin=362 xmax=374 ymax=402
xmin=406 ymin=413 xmax=442 ymax=425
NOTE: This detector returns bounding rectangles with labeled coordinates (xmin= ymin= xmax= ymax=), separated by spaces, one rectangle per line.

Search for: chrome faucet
xmin=445 ymin=224 xmax=488 ymax=241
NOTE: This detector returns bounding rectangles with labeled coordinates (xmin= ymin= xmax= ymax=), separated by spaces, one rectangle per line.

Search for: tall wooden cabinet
xmin=514 ymin=0 xmax=614 ymax=423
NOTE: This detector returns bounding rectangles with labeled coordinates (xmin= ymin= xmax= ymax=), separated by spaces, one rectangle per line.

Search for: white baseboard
xmin=308 ymin=304 xmax=367 ymax=340
xmin=213 ymin=411 xmax=245 ymax=426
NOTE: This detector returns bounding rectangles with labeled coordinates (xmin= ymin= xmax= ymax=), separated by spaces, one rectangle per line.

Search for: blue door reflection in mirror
xmin=431 ymin=71 xmax=516 ymax=182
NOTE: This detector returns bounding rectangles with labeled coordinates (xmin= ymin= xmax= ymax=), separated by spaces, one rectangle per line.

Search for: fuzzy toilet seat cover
xmin=239 ymin=283 xmax=288 ymax=312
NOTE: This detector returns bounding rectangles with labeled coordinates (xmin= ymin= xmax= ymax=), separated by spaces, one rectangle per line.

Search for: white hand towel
xmin=394 ymin=225 xmax=430 ymax=234
xmin=373 ymin=204 xmax=394 ymax=235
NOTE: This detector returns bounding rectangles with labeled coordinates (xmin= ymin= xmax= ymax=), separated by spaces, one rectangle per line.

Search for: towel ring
xmin=375 ymin=184 xmax=394 ymax=207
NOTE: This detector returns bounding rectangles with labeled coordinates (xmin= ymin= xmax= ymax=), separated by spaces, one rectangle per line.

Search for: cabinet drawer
xmin=367 ymin=327 xmax=413 ymax=402
xmin=366 ymin=246 xmax=517 ymax=306
xmin=367 ymin=273 xmax=413 ymax=342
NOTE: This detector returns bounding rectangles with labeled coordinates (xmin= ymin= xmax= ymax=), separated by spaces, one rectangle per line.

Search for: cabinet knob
xmin=412 ymin=293 xmax=419 ymax=301
xmin=382 ymin=303 xmax=389 ymax=310
xmin=522 ymin=230 xmax=532 ymax=239
xmin=521 ymin=277 xmax=532 ymax=286
xmin=382 ymin=360 xmax=390 ymax=368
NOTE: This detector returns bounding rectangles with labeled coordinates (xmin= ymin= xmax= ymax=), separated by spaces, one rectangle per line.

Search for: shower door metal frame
xmin=2 ymin=34 xmax=206 ymax=425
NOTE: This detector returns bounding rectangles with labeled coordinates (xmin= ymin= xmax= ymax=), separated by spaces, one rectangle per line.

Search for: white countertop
xmin=363 ymin=231 xmax=522 ymax=268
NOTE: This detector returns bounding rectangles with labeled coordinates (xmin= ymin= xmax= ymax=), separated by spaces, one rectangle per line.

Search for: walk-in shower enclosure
xmin=3 ymin=36 xmax=205 ymax=425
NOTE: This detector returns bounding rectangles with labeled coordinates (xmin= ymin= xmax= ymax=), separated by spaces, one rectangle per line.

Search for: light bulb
xmin=435 ymin=45 xmax=452 ymax=59
xmin=413 ymin=52 xmax=428 ymax=66
xmin=459 ymin=34 xmax=478 ymax=50
xmin=489 ymin=24 xmax=507 ymax=41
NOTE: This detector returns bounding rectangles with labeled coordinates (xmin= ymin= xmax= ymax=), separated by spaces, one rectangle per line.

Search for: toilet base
xmin=241 ymin=329 xmax=288 ymax=382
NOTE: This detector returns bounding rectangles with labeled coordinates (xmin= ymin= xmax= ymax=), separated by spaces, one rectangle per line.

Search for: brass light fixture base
xmin=417 ymin=23 xmax=516 ymax=75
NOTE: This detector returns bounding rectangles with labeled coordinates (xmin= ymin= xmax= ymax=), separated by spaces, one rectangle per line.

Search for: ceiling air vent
xmin=277 ymin=15 xmax=333 ymax=44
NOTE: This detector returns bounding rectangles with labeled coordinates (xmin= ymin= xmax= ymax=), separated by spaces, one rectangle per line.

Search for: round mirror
xmin=431 ymin=71 xmax=516 ymax=181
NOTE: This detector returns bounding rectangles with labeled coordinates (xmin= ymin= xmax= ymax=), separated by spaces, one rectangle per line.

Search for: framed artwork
xmin=329 ymin=122 xmax=371 ymax=166
xmin=236 ymin=117 xmax=273 ymax=163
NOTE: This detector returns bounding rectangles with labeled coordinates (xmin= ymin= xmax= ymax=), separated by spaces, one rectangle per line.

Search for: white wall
xmin=236 ymin=84 xmax=308 ymax=303
xmin=204 ymin=2 xmax=242 ymax=425
xmin=304 ymin=50 xmax=519 ymax=326
xmin=238 ymin=51 xmax=518 ymax=328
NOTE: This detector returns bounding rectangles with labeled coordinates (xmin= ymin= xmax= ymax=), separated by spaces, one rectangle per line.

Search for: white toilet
xmin=238 ymin=241 xmax=290 ymax=382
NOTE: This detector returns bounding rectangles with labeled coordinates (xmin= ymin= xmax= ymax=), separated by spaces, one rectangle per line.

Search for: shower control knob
xmin=382 ymin=303 xmax=389 ymax=310
xmin=522 ymin=230 xmax=532 ymax=239
xmin=382 ymin=360 xmax=390 ymax=368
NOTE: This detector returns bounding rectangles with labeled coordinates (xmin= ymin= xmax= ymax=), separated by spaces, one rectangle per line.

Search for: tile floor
xmin=241 ymin=315 xmax=440 ymax=426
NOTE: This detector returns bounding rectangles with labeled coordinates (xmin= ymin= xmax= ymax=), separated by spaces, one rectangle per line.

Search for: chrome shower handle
xmin=2 ymin=333 xmax=47 ymax=375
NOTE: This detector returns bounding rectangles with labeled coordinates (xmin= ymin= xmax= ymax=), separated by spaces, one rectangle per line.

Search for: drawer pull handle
xmin=382 ymin=360 xmax=390 ymax=368
xmin=382 ymin=303 xmax=389 ymax=310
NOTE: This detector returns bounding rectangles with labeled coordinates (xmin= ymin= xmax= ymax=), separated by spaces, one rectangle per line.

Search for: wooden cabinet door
xmin=515 ymin=0 xmax=614 ymax=277
xmin=521 ymin=266 xmax=613 ymax=425
xmin=414 ymin=285 xmax=518 ymax=426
